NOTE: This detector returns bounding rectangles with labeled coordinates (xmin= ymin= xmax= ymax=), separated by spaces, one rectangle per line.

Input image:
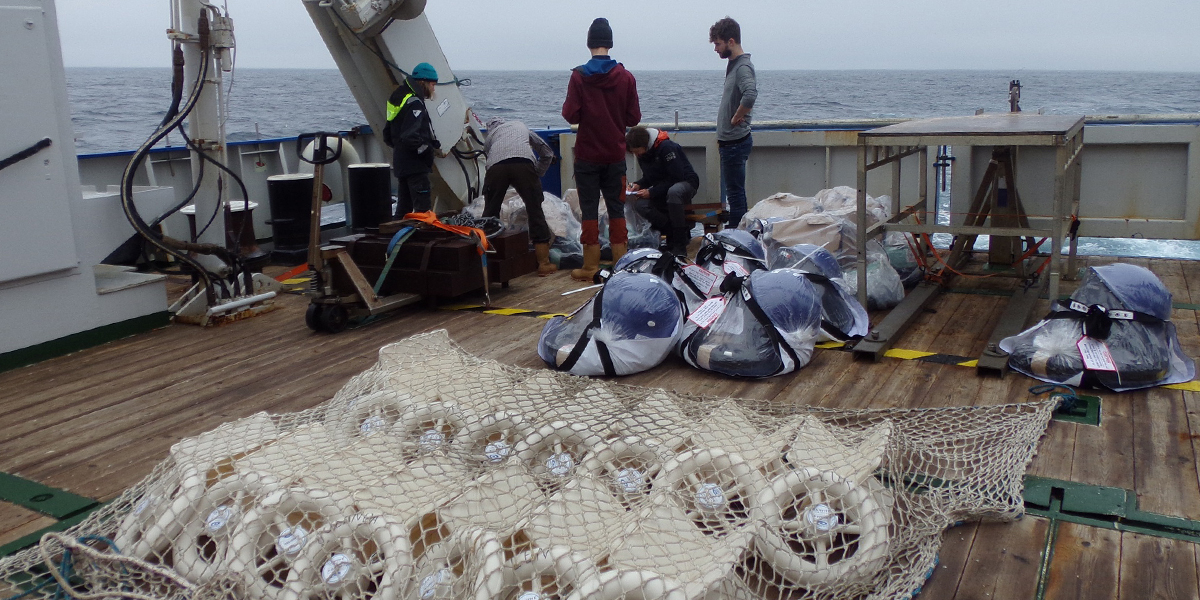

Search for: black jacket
xmin=383 ymin=77 xmax=440 ymax=178
xmin=634 ymin=137 xmax=699 ymax=200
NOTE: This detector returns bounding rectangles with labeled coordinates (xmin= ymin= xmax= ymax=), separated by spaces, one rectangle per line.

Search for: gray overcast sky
xmin=56 ymin=0 xmax=1200 ymax=72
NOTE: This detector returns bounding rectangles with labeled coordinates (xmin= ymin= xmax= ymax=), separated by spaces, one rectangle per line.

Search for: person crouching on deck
xmin=384 ymin=62 xmax=441 ymax=218
xmin=626 ymin=126 xmax=699 ymax=256
xmin=482 ymin=117 xmax=558 ymax=276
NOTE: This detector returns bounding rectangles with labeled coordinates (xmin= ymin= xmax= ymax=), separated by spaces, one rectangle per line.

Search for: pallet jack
xmin=299 ymin=133 xmax=422 ymax=333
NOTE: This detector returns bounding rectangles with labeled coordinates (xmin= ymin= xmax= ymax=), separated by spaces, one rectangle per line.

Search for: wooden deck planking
xmin=1118 ymin=531 xmax=1199 ymax=600
xmin=1132 ymin=388 xmax=1200 ymax=520
xmin=0 ymin=503 xmax=55 ymax=549
xmin=918 ymin=522 xmax=981 ymax=598
xmin=1 ymin=258 xmax=1198 ymax=600
xmin=939 ymin=517 xmax=1048 ymax=599
xmin=1070 ymin=393 xmax=1136 ymax=491
xmin=1043 ymin=522 xmax=1122 ymax=600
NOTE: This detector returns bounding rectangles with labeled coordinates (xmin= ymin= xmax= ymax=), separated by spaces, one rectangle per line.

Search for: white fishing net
xmin=0 ymin=330 xmax=1054 ymax=600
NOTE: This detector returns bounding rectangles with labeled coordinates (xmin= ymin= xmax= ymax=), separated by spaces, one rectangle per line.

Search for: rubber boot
xmin=534 ymin=243 xmax=556 ymax=276
xmin=571 ymin=244 xmax=602 ymax=282
xmin=667 ymin=228 xmax=691 ymax=256
xmin=610 ymin=242 xmax=628 ymax=266
xmin=666 ymin=203 xmax=691 ymax=255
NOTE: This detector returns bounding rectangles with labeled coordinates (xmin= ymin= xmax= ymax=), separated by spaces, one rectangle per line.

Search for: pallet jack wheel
xmin=305 ymin=303 xmax=324 ymax=332
xmin=319 ymin=304 xmax=349 ymax=334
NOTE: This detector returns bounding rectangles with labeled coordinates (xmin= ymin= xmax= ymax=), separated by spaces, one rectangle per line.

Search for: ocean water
xmin=66 ymin=68 xmax=1200 ymax=155
xmin=65 ymin=67 xmax=1200 ymax=259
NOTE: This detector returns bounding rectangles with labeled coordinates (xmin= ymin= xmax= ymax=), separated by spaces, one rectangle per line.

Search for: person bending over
xmin=482 ymin=117 xmax=557 ymax=276
xmin=626 ymin=126 xmax=699 ymax=255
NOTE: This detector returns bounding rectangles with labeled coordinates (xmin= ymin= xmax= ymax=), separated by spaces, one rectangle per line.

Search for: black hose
xmin=121 ymin=15 xmax=220 ymax=304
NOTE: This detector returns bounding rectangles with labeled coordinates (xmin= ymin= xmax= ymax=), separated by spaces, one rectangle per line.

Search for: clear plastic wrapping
xmin=694 ymin=230 xmax=767 ymax=279
xmin=841 ymin=240 xmax=905 ymax=311
xmin=681 ymin=269 xmax=821 ymax=378
xmin=614 ymin=248 xmax=710 ymax=313
xmin=1000 ymin=263 xmax=1195 ymax=391
xmin=768 ymin=244 xmax=870 ymax=341
xmin=741 ymin=187 xmax=892 ymax=267
xmin=539 ymin=271 xmax=685 ymax=376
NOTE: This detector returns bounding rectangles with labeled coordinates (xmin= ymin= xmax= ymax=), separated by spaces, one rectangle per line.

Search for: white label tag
xmin=437 ymin=98 xmax=451 ymax=116
xmin=688 ymin=297 xmax=727 ymax=329
xmin=723 ymin=261 xmax=748 ymax=277
xmin=682 ymin=264 xmax=719 ymax=294
xmin=1077 ymin=336 xmax=1118 ymax=371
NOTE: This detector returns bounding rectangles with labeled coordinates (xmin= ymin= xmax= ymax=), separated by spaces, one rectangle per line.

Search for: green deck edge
xmin=0 ymin=505 xmax=102 ymax=558
xmin=1024 ymin=475 xmax=1200 ymax=543
xmin=0 ymin=311 xmax=170 ymax=375
xmin=1050 ymin=394 xmax=1101 ymax=426
xmin=0 ymin=473 xmax=97 ymax=520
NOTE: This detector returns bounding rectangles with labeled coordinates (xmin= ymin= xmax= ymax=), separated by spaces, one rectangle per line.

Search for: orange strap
xmin=401 ymin=211 xmax=490 ymax=253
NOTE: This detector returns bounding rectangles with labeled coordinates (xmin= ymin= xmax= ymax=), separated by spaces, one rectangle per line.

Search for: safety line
xmin=440 ymin=303 xmax=568 ymax=320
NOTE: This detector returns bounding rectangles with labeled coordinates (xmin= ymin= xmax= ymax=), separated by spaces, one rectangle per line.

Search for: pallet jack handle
xmin=297 ymin=133 xmax=344 ymax=273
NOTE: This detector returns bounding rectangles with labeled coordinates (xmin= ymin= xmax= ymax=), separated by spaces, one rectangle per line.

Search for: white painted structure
xmin=0 ymin=0 xmax=167 ymax=357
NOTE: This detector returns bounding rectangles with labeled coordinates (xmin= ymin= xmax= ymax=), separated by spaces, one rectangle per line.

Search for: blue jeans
xmin=718 ymin=134 xmax=753 ymax=227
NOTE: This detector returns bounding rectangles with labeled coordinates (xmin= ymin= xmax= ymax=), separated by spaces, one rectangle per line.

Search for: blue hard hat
xmin=600 ymin=272 xmax=682 ymax=340
xmin=769 ymin=244 xmax=842 ymax=279
xmin=750 ymin=269 xmax=822 ymax=333
xmin=614 ymin=248 xmax=662 ymax=272
xmin=711 ymin=229 xmax=765 ymax=261
xmin=412 ymin=62 xmax=439 ymax=81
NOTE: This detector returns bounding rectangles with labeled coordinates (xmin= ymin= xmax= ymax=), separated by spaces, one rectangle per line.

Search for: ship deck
xmin=2 ymin=255 xmax=1200 ymax=598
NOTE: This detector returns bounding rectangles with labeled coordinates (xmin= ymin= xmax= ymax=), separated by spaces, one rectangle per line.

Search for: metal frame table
xmin=852 ymin=113 xmax=1085 ymax=372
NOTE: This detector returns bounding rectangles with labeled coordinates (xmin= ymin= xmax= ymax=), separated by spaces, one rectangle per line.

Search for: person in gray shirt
xmin=710 ymin=16 xmax=757 ymax=228
xmin=482 ymin=117 xmax=557 ymax=275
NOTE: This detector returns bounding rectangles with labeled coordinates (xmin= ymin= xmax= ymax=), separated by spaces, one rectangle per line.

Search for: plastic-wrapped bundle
xmin=625 ymin=200 xmax=660 ymax=250
xmin=694 ymin=230 xmax=766 ymax=279
xmin=883 ymin=231 xmax=924 ymax=288
xmin=842 ymin=240 xmax=905 ymax=310
xmin=681 ymin=269 xmax=822 ymax=378
xmin=615 ymin=248 xmax=712 ymax=313
xmin=466 ymin=192 xmax=585 ymax=266
xmin=1000 ymin=263 xmax=1195 ymax=391
xmin=768 ymin=244 xmax=869 ymax=342
xmin=539 ymin=271 xmax=685 ymax=376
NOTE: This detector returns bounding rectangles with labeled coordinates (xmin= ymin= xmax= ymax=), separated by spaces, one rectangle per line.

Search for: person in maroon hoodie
xmin=562 ymin=17 xmax=641 ymax=281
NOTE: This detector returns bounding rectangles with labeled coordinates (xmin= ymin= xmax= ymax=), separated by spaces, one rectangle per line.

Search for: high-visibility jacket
xmin=383 ymin=76 xmax=440 ymax=178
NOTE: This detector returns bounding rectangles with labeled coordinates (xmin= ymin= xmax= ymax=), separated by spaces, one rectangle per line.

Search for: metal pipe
xmin=205 ymin=291 xmax=276 ymax=316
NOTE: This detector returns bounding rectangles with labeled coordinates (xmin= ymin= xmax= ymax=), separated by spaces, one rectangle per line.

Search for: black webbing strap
xmin=556 ymin=284 xmax=616 ymax=376
xmin=703 ymin=273 xmax=800 ymax=376
xmin=732 ymin=275 xmax=802 ymax=374
xmin=797 ymin=271 xmax=859 ymax=342
xmin=1045 ymin=299 xmax=1163 ymax=340
xmin=0 ymin=138 xmax=51 ymax=173
xmin=653 ymin=252 xmax=708 ymax=302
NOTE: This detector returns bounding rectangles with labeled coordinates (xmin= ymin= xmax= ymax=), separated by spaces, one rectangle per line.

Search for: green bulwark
xmin=0 ymin=312 xmax=170 ymax=375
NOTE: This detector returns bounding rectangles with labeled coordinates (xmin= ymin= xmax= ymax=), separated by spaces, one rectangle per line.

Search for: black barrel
xmin=347 ymin=163 xmax=393 ymax=230
xmin=267 ymin=173 xmax=314 ymax=262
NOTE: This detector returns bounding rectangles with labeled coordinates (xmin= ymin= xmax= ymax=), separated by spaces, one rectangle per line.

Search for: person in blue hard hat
xmin=384 ymin=62 xmax=442 ymax=218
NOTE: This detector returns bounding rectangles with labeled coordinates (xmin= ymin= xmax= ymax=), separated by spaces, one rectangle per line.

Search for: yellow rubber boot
xmin=571 ymin=244 xmax=602 ymax=282
xmin=534 ymin=243 xmax=557 ymax=276
xmin=610 ymin=242 xmax=628 ymax=266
